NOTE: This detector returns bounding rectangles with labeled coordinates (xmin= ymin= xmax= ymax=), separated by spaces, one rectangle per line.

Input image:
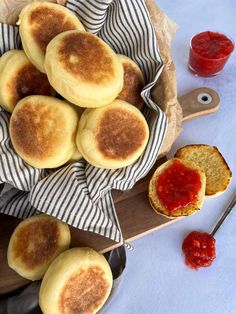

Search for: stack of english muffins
xmin=0 ymin=1 xmax=148 ymax=170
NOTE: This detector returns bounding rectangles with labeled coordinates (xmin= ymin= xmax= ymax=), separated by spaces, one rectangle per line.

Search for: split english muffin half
xmin=149 ymin=158 xmax=206 ymax=218
xmin=175 ymin=144 xmax=232 ymax=197
xmin=76 ymin=100 xmax=149 ymax=169
xmin=9 ymin=95 xmax=80 ymax=168
xmin=18 ymin=2 xmax=85 ymax=73
xmin=7 ymin=214 xmax=71 ymax=281
xmin=44 ymin=30 xmax=124 ymax=108
xmin=39 ymin=248 xmax=113 ymax=314
xmin=0 ymin=50 xmax=54 ymax=113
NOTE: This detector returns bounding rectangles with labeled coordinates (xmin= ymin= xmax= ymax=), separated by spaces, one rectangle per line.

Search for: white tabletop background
xmin=103 ymin=0 xmax=236 ymax=313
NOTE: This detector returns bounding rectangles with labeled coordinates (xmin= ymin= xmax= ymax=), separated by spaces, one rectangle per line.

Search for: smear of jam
xmin=156 ymin=160 xmax=202 ymax=213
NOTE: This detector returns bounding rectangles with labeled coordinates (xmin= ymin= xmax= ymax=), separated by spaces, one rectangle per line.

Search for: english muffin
xmin=148 ymin=158 xmax=206 ymax=218
xmin=44 ymin=30 xmax=124 ymax=108
xmin=0 ymin=50 xmax=54 ymax=113
xmin=18 ymin=2 xmax=85 ymax=73
xmin=9 ymin=96 xmax=79 ymax=168
xmin=7 ymin=214 xmax=71 ymax=281
xmin=76 ymin=99 xmax=149 ymax=169
xmin=39 ymin=248 xmax=113 ymax=314
xmin=117 ymin=54 xmax=145 ymax=110
xmin=175 ymin=144 xmax=232 ymax=197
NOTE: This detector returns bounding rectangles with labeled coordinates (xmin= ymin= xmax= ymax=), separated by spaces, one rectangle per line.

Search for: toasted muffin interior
xmin=175 ymin=145 xmax=232 ymax=197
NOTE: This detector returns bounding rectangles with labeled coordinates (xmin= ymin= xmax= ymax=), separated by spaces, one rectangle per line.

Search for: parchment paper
xmin=0 ymin=0 xmax=182 ymax=157
xmin=145 ymin=0 xmax=183 ymax=156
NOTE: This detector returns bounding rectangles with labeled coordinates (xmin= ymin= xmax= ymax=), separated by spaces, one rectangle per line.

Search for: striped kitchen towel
xmin=0 ymin=0 xmax=167 ymax=243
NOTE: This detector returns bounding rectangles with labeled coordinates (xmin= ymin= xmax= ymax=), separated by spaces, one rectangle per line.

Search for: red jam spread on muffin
xmin=156 ymin=160 xmax=202 ymax=213
xmin=182 ymin=231 xmax=216 ymax=270
xmin=189 ymin=31 xmax=234 ymax=76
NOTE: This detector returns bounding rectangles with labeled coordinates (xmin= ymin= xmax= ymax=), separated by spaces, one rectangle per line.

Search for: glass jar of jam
xmin=188 ymin=31 xmax=234 ymax=77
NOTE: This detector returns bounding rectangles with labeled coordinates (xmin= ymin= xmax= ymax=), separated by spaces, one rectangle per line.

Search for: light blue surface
xmin=103 ymin=0 xmax=236 ymax=314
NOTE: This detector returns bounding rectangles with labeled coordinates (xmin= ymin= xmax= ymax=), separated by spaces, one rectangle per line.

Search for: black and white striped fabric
xmin=0 ymin=0 xmax=167 ymax=243
xmin=0 ymin=184 xmax=36 ymax=218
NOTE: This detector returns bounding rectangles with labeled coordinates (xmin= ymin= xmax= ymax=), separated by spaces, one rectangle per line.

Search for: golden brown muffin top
xmin=58 ymin=32 xmax=115 ymax=84
xmin=95 ymin=108 xmax=147 ymax=160
xmin=29 ymin=6 xmax=77 ymax=53
xmin=8 ymin=63 xmax=53 ymax=104
xmin=10 ymin=99 xmax=65 ymax=161
xmin=59 ymin=266 xmax=109 ymax=314
xmin=117 ymin=62 xmax=144 ymax=109
xmin=12 ymin=219 xmax=59 ymax=268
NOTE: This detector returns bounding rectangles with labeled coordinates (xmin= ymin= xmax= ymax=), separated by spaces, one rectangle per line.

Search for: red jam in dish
xmin=182 ymin=231 xmax=216 ymax=270
xmin=156 ymin=160 xmax=202 ymax=213
xmin=189 ymin=31 xmax=234 ymax=76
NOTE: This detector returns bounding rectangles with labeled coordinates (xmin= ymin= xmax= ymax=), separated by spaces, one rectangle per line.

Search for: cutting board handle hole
xmin=197 ymin=93 xmax=213 ymax=105
xmin=201 ymin=95 xmax=208 ymax=101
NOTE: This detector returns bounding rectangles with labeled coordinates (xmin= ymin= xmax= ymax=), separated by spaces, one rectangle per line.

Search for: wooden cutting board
xmin=0 ymin=87 xmax=220 ymax=294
